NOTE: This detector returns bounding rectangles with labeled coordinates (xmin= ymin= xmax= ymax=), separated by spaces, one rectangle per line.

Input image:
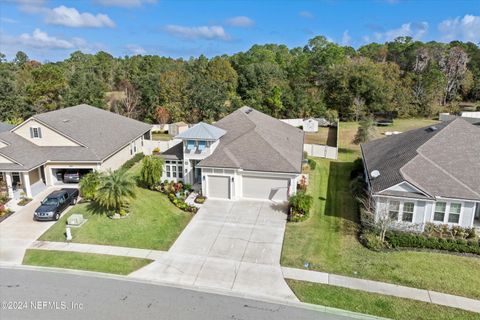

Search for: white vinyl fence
xmin=303 ymin=144 xmax=338 ymax=160
xmin=143 ymin=139 xmax=181 ymax=155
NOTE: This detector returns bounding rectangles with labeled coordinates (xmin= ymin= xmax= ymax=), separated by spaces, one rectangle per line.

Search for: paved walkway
xmin=29 ymin=240 xmax=480 ymax=313
xmin=282 ymin=267 xmax=480 ymax=314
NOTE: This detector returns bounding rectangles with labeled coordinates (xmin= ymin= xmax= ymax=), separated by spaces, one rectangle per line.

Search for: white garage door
xmin=207 ymin=175 xmax=230 ymax=199
xmin=242 ymin=176 xmax=289 ymax=201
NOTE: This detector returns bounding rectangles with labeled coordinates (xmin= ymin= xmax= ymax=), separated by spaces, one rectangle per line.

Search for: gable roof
xmin=175 ymin=122 xmax=226 ymax=140
xmin=33 ymin=104 xmax=152 ymax=160
xmin=0 ymin=104 xmax=152 ymax=171
xmin=198 ymin=106 xmax=304 ymax=174
xmin=361 ymin=118 xmax=480 ymax=201
xmin=0 ymin=122 xmax=14 ymax=133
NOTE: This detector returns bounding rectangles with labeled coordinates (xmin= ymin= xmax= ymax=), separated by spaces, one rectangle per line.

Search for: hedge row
xmin=386 ymin=231 xmax=480 ymax=255
xmin=121 ymin=153 xmax=145 ymax=171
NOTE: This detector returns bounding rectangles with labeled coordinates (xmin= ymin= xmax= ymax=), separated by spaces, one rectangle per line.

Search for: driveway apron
xmin=129 ymin=199 xmax=297 ymax=301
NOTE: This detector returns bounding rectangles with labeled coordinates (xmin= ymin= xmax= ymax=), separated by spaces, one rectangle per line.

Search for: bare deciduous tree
xmin=118 ymin=80 xmax=139 ymax=119
xmin=439 ymin=47 xmax=469 ymax=105
xmin=358 ymin=196 xmax=396 ymax=243
xmin=155 ymin=106 xmax=170 ymax=127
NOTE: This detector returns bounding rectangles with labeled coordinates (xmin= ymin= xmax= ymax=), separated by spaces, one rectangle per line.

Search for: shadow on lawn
xmin=85 ymin=201 xmax=111 ymax=216
xmin=324 ymin=161 xmax=360 ymax=227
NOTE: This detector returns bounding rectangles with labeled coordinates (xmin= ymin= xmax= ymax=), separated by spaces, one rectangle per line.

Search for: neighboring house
xmin=361 ymin=118 xmax=480 ymax=230
xmin=160 ymin=107 xmax=304 ymax=202
xmin=0 ymin=104 xmax=152 ymax=200
xmin=439 ymin=112 xmax=480 ymax=125
xmin=169 ymin=122 xmax=189 ymax=136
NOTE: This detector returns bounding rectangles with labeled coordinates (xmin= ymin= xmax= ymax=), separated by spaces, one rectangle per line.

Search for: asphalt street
xmin=0 ymin=267 xmax=362 ymax=320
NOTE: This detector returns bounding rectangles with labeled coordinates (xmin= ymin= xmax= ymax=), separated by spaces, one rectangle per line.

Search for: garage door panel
xmin=242 ymin=176 xmax=288 ymax=201
xmin=207 ymin=175 xmax=230 ymax=199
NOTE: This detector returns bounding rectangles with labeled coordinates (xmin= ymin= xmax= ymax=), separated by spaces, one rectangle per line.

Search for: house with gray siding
xmin=160 ymin=106 xmax=304 ymax=202
xmin=361 ymin=118 xmax=480 ymax=230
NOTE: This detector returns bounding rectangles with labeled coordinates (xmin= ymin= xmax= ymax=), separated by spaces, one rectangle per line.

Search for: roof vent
xmin=427 ymin=126 xmax=437 ymax=132
xmin=244 ymin=108 xmax=253 ymax=115
xmin=62 ymin=119 xmax=70 ymax=123
xmin=371 ymin=170 xmax=380 ymax=179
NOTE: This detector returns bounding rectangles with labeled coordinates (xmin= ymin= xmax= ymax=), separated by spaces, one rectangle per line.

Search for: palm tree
xmin=79 ymin=171 xmax=103 ymax=201
xmin=95 ymin=170 xmax=136 ymax=215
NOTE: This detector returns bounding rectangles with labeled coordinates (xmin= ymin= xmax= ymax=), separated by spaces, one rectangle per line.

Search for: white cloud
xmin=299 ymin=11 xmax=314 ymax=19
xmin=94 ymin=0 xmax=157 ymax=7
xmin=164 ymin=25 xmax=230 ymax=40
xmin=226 ymin=16 xmax=255 ymax=27
xmin=439 ymin=14 xmax=480 ymax=43
xmin=368 ymin=21 xmax=428 ymax=42
xmin=126 ymin=44 xmax=146 ymax=55
xmin=0 ymin=17 xmax=19 ymax=23
xmin=45 ymin=5 xmax=115 ymax=28
xmin=341 ymin=30 xmax=351 ymax=45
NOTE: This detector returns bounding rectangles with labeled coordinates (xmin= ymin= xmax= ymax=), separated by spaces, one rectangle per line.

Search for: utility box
xmin=67 ymin=214 xmax=84 ymax=226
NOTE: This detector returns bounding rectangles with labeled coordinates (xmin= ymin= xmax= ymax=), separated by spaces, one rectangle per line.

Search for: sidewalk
xmin=31 ymin=241 xmax=480 ymax=313
xmin=282 ymin=267 xmax=480 ymax=314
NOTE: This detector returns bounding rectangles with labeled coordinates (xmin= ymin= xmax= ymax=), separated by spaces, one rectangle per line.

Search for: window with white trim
xmin=388 ymin=201 xmax=400 ymax=220
xmin=434 ymin=202 xmax=446 ymax=222
xmin=31 ymin=127 xmax=42 ymax=138
xmin=402 ymin=202 xmax=415 ymax=222
xmin=178 ymin=166 xmax=183 ymax=178
xmin=448 ymin=203 xmax=461 ymax=224
xmin=172 ymin=165 xmax=177 ymax=178
xmin=166 ymin=165 xmax=171 ymax=177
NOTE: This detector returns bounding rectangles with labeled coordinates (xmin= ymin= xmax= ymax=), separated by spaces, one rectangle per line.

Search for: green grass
xmin=282 ymin=119 xmax=480 ymax=299
xmin=23 ymin=249 xmax=152 ymax=275
xmin=287 ymin=280 xmax=479 ymax=320
xmin=152 ymin=132 xmax=172 ymax=141
xmin=39 ymin=163 xmax=192 ymax=250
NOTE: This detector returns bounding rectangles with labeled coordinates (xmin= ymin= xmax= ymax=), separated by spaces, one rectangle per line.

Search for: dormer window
xmin=30 ymin=127 xmax=42 ymax=139
xmin=186 ymin=140 xmax=195 ymax=150
xmin=198 ymin=141 xmax=206 ymax=151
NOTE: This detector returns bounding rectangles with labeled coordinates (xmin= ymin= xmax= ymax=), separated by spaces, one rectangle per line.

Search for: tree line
xmin=1 ymin=36 xmax=479 ymax=124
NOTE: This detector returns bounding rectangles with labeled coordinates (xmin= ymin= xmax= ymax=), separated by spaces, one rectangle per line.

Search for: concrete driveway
xmin=130 ymin=199 xmax=297 ymax=301
xmin=0 ymin=187 xmax=64 ymax=265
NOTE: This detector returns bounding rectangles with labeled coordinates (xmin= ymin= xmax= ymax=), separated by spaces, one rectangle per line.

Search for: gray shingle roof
xmin=175 ymin=122 xmax=226 ymax=140
xmin=0 ymin=122 xmax=14 ymax=133
xmin=361 ymin=118 xmax=480 ymax=201
xmin=0 ymin=104 xmax=152 ymax=171
xmin=198 ymin=106 xmax=304 ymax=174
xmin=34 ymin=104 xmax=152 ymax=160
xmin=160 ymin=142 xmax=184 ymax=160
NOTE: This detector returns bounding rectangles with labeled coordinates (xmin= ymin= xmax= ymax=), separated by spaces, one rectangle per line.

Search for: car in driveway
xmin=34 ymin=188 xmax=79 ymax=221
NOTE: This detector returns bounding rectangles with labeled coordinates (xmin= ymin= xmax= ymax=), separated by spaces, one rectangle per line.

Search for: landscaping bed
xmin=287 ymin=280 xmax=479 ymax=320
xmin=23 ymin=249 xmax=152 ymax=275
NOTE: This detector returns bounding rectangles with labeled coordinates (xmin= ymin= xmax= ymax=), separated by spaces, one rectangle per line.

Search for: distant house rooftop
xmin=0 ymin=122 xmax=14 ymax=133
xmin=175 ymin=122 xmax=226 ymax=140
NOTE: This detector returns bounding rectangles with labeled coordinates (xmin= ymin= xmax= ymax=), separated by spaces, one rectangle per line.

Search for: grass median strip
xmin=287 ymin=280 xmax=479 ymax=320
xmin=23 ymin=249 xmax=153 ymax=275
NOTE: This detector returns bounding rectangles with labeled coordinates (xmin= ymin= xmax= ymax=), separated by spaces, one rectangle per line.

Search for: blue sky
xmin=0 ymin=0 xmax=479 ymax=62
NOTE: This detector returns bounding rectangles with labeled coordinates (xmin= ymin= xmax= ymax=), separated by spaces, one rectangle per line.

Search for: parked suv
xmin=34 ymin=188 xmax=79 ymax=221
xmin=63 ymin=170 xmax=81 ymax=183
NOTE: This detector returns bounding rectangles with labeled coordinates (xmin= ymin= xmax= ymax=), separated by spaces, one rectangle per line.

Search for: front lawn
xmin=23 ymin=249 xmax=152 ymax=275
xmin=39 ymin=164 xmax=192 ymax=250
xmin=282 ymin=119 xmax=480 ymax=299
xmin=288 ymin=280 xmax=479 ymax=320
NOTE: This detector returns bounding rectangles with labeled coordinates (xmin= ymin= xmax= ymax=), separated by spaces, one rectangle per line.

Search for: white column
xmin=22 ymin=172 xmax=32 ymax=198
xmin=5 ymin=172 xmax=14 ymax=199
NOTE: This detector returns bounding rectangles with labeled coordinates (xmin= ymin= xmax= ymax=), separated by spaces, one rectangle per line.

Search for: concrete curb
xmin=0 ymin=264 xmax=388 ymax=320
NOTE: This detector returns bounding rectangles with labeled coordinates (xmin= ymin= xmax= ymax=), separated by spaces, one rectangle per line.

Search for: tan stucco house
xmin=0 ymin=104 xmax=152 ymax=200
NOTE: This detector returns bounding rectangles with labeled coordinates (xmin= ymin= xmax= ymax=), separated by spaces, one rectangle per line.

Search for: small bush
xmin=350 ymin=158 xmax=364 ymax=180
xmin=152 ymin=147 xmax=160 ymax=154
xmin=288 ymin=191 xmax=313 ymax=222
xmin=360 ymin=230 xmax=386 ymax=251
xmin=307 ymin=158 xmax=317 ymax=170
xmin=17 ymin=198 xmax=32 ymax=206
xmin=194 ymin=195 xmax=206 ymax=204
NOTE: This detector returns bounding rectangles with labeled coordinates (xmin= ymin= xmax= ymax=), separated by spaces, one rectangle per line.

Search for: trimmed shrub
xmin=288 ymin=191 xmax=313 ymax=222
xmin=307 ymin=158 xmax=317 ymax=170
xmin=386 ymin=231 xmax=480 ymax=255
xmin=121 ymin=153 xmax=145 ymax=171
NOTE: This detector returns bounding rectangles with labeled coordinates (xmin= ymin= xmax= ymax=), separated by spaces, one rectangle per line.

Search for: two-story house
xmin=0 ymin=104 xmax=152 ymax=200
xmin=160 ymin=107 xmax=304 ymax=202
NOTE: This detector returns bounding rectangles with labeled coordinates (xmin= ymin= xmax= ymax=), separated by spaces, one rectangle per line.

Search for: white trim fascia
xmin=100 ymin=130 xmax=150 ymax=163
